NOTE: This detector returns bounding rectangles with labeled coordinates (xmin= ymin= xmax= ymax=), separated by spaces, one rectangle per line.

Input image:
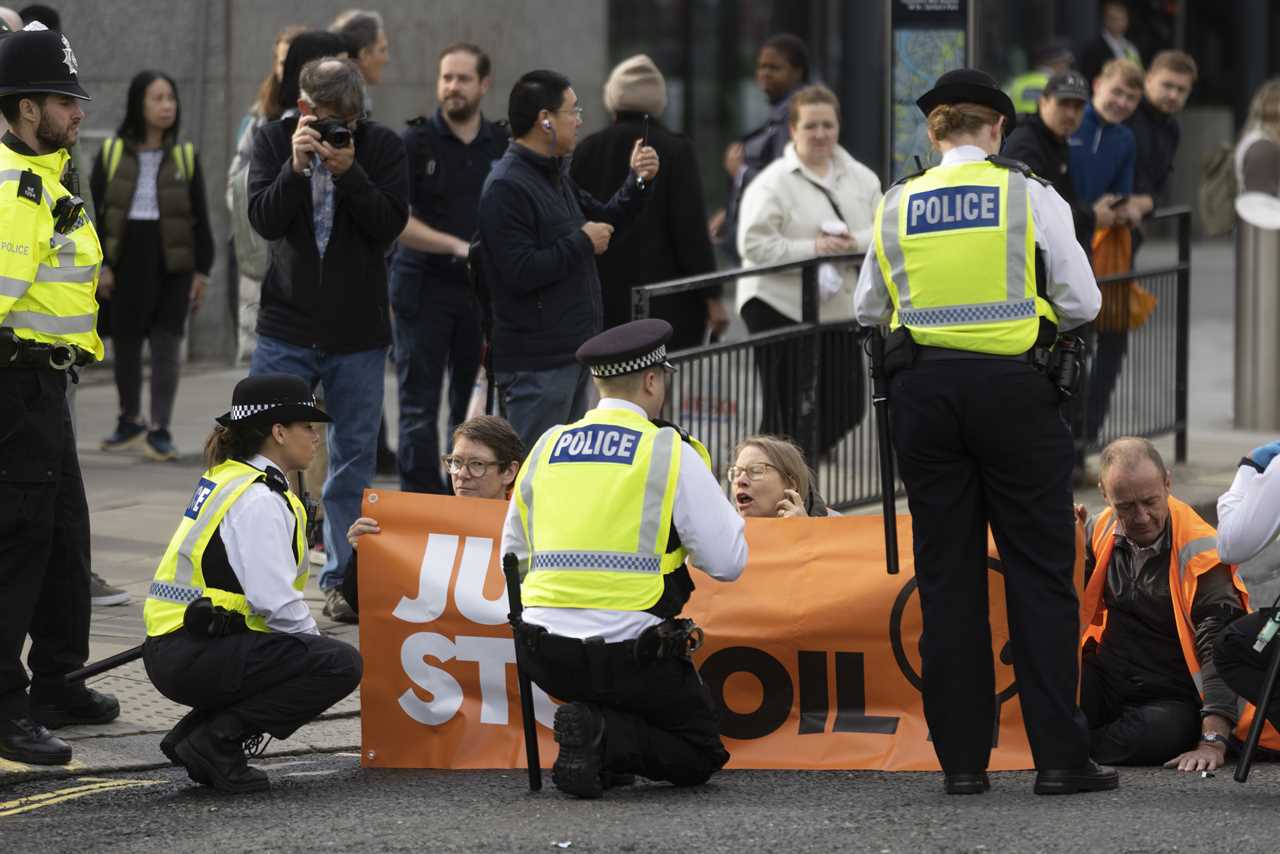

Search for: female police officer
xmin=853 ymin=69 xmax=1110 ymax=795
xmin=142 ymin=374 xmax=362 ymax=794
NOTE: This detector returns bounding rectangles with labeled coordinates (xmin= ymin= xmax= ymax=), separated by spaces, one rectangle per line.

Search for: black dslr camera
xmin=311 ymin=118 xmax=353 ymax=148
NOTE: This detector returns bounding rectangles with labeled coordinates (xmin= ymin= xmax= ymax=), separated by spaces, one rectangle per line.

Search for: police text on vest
xmin=549 ymin=425 xmax=642 ymax=465
xmin=905 ymin=185 xmax=1000 ymax=235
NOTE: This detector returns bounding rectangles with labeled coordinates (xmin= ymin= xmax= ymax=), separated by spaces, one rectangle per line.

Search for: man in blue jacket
xmin=477 ymin=69 xmax=659 ymax=447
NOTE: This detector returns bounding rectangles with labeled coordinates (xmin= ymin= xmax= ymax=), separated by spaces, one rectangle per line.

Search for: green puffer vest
xmin=100 ymin=137 xmax=196 ymax=274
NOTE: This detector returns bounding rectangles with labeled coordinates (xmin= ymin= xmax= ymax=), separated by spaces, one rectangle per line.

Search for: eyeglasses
xmin=726 ymin=462 xmax=779 ymax=482
xmin=556 ymin=106 xmax=584 ymax=120
xmin=442 ymin=455 xmax=504 ymax=477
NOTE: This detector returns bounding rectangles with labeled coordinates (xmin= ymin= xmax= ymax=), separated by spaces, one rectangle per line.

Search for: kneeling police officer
xmin=501 ymin=319 xmax=748 ymax=798
xmin=143 ymin=374 xmax=363 ymax=793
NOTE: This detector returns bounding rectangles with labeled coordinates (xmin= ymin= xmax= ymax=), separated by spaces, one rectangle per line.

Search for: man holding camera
xmin=248 ymin=57 xmax=409 ymax=623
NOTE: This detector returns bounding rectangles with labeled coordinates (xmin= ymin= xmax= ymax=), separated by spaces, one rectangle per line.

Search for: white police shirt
xmin=1217 ymin=460 xmax=1280 ymax=566
xmin=853 ymin=144 xmax=1101 ymax=332
xmin=501 ymin=398 xmax=748 ymax=643
xmin=218 ymin=454 xmax=319 ymax=635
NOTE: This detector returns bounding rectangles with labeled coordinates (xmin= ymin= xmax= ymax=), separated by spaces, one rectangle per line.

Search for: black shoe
xmin=143 ymin=428 xmax=179 ymax=461
xmin=30 ymin=686 xmax=120 ymax=729
xmin=0 ymin=717 xmax=72 ymax=765
xmin=944 ymin=771 xmax=990 ymax=795
xmin=174 ymin=718 xmax=270 ymax=794
xmin=161 ymin=708 xmax=212 ymax=783
xmin=552 ymin=702 xmax=605 ymax=799
xmin=1034 ymin=760 xmax=1119 ymax=795
xmin=101 ymin=417 xmax=147 ymax=451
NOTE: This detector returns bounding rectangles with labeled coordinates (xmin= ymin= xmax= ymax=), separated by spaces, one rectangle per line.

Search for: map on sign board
xmin=889 ymin=0 xmax=968 ymax=182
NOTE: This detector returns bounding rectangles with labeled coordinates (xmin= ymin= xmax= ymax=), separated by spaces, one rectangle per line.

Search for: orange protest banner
xmin=358 ymin=490 xmax=1077 ymax=771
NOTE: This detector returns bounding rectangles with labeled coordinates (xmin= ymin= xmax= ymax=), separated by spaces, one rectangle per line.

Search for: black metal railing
xmin=632 ymin=207 xmax=1191 ymax=510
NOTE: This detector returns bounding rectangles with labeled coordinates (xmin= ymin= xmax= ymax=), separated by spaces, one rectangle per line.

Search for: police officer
xmin=500 ymin=318 xmax=747 ymax=798
xmin=854 ymin=69 xmax=1112 ymax=795
xmin=142 ymin=374 xmax=362 ymax=794
xmin=0 ymin=23 xmax=119 ymax=766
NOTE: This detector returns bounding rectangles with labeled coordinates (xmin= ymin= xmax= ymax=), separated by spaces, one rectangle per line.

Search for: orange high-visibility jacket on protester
xmin=1081 ymin=496 xmax=1280 ymax=750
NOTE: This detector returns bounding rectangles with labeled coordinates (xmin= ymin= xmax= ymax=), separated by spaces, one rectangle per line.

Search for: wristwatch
xmin=1201 ymin=732 xmax=1228 ymax=750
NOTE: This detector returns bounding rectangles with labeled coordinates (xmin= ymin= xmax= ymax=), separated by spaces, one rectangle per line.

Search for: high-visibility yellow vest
xmin=873 ymin=158 xmax=1058 ymax=355
xmin=516 ymin=407 xmax=704 ymax=612
xmin=0 ymin=141 xmax=103 ymax=359
xmin=1006 ymin=70 xmax=1049 ymax=115
xmin=144 ymin=458 xmax=308 ymax=637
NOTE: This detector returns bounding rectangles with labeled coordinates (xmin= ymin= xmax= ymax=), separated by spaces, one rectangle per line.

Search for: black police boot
xmin=551 ymin=702 xmax=605 ymax=799
xmin=29 ymin=685 xmax=120 ymax=729
xmin=1034 ymin=760 xmax=1120 ymax=795
xmin=174 ymin=714 xmax=270 ymax=794
xmin=160 ymin=708 xmax=212 ymax=783
xmin=0 ymin=717 xmax=72 ymax=765
xmin=944 ymin=771 xmax=991 ymax=795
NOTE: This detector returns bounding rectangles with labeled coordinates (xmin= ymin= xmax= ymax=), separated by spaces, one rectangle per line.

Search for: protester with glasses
xmin=728 ymin=435 xmax=831 ymax=518
xmin=340 ymin=415 xmax=525 ymax=614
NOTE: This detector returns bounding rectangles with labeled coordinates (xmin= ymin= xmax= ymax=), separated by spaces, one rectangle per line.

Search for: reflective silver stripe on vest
xmin=0 ymin=274 xmax=29 ymax=298
xmin=4 ymin=309 xmax=95 ymax=335
xmin=174 ymin=473 xmax=259 ymax=587
xmin=637 ymin=428 xmax=676 ymax=554
xmin=50 ymin=233 xmax=78 ymax=266
xmin=531 ymin=550 xmax=662 ymax=574
xmin=1177 ymin=535 xmax=1218 ymax=583
xmin=899 ymin=298 xmax=1038 ymax=327
xmin=148 ymin=579 xmax=204 ymax=605
xmin=1005 ymin=171 xmax=1029 ymax=303
xmin=0 ymin=168 xmax=56 ymax=208
xmin=878 ymin=183 xmax=913 ymax=310
xmin=35 ymin=262 xmax=96 ymax=283
xmin=517 ymin=431 xmax=556 ymax=557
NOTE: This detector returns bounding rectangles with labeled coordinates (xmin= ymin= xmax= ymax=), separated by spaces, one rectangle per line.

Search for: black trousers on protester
xmin=0 ymin=367 xmax=91 ymax=719
xmin=889 ymin=357 xmax=1091 ymax=773
xmin=522 ymin=634 xmax=729 ymax=786
xmin=1080 ymin=653 xmax=1200 ymax=764
xmin=1216 ymin=610 xmax=1280 ymax=731
xmin=144 ymin=629 xmax=362 ymax=740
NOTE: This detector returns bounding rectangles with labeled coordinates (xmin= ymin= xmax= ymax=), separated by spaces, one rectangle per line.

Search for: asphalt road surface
xmin=5 ymin=754 xmax=1280 ymax=853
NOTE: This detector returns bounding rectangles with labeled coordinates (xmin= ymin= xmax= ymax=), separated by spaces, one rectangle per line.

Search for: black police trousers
xmin=0 ymin=367 xmax=91 ymax=719
xmin=143 ymin=629 xmax=362 ymax=740
xmin=889 ymin=357 xmax=1090 ymax=773
xmin=523 ymin=638 xmax=729 ymax=786
xmin=1080 ymin=653 xmax=1200 ymax=765
xmin=1216 ymin=610 xmax=1280 ymax=731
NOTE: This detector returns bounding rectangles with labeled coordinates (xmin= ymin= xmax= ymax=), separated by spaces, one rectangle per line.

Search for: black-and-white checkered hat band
xmin=589 ymin=345 xmax=675 ymax=378
xmin=227 ymin=399 xmax=320 ymax=421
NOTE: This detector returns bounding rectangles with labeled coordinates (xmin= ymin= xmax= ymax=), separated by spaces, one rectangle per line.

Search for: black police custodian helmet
xmin=916 ymin=68 xmax=1014 ymax=133
xmin=0 ymin=24 xmax=91 ymax=100
xmin=216 ymin=373 xmax=331 ymax=428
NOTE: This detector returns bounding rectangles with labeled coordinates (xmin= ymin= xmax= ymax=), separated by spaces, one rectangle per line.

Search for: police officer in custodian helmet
xmin=853 ymin=69 xmax=1113 ymax=795
xmin=0 ymin=23 xmax=119 ymax=766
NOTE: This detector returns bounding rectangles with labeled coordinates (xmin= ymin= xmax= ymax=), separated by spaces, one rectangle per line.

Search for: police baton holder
xmin=869 ymin=328 xmax=900 ymax=574
xmin=1235 ymin=607 xmax=1280 ymax=783
xmin=64 ymin=644 xmax=143 ymax=683
xmin=503 ymin=552 xmax=542 ymax=791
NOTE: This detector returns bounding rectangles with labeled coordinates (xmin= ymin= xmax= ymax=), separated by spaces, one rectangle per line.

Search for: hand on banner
xmin=348 ymin=516 xmax=381 ymax=548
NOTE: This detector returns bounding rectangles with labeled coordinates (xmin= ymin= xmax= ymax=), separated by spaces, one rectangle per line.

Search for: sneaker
xmin=101 ymin=417 xmax=146 ymax=451
xmin=309 ymin=542 xmax=326 ymax=567
xmin=90 ymin=572 xmax=130 ymax=606
xmin=30 ymin=686 xmax=120 ymax=729
xmin=322 ymin=587 xmax=357 ymax=624
xmin=144 ymin=428 xmax=179 ymax=461
xmin=551 ymin=702 xmax=605 ymax=799
xmin=0 ymin=717 xmax=72 ymax=765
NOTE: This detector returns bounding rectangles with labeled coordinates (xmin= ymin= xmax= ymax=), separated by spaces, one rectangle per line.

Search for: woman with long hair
xmin=94 ymin=69 xmax=213 ymax=461
xmin=726 ymin=434 xmax=830 ymax=518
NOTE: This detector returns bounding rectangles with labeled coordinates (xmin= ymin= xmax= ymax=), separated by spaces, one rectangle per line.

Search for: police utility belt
xmin=0 ymin=328 xmax=92 ymax=371
xmin=514 ymin=618 xmax=703 ymax=674
xmin=881 ymin=326 xmax=1085 ymax=399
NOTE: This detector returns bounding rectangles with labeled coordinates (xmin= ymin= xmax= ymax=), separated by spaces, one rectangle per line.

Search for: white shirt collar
xmin=939 ymin=144 xmax=989 ymax=166
xmin=596 ymin=398 xmax=649 ymax=417
xmin=245 ymin=453 xmax=285 ymax=479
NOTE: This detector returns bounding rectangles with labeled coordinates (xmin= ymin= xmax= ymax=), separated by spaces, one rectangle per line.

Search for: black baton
xmin=64 ymin=644 xmax=144 ymax=683
xmin=1236 ymin=608 xmax=1280 ymax=783
xmin=870 ymin=328 xmax=900 ymax=574
xmin=503 ymin=552 xmax=542 ymax=791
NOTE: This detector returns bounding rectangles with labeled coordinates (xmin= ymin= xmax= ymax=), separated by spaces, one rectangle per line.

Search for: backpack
xmin=1199 ymin=142 xmax=1237 ymax=237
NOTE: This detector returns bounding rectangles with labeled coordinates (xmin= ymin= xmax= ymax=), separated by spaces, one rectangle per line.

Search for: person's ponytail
xmin=202 ymin=423 xmax=273 ymax=468
xmin=927 ymin=102 xmax=1002 ymax=142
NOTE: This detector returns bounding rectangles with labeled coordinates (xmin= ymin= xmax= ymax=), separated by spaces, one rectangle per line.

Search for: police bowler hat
xmin=916 ymin=68 xmax=1015 ymax=133
xmin=0 ymin=25 xmax=91 ymax=100
xmin=216 ymin=373 xmax=331 ymax=428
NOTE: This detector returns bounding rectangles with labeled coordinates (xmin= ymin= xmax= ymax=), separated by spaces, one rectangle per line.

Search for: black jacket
xmin=1002 ymin=113 xmax=1095 ymax=253
xmin=569 ymin=114 xmax=717 ymax=348
xmin=1126 ymin=97 xmax=1181 ymax=204
xmin=477 ymin=142 xmax=647 ymax=372
xmin=248 ymin=115 xmax=409 ymax=353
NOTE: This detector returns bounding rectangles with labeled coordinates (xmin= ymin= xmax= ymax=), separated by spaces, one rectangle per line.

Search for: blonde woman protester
xmin=728 ymin=435 xmax=832 ymax=518
xmin=142 ymin=374 xmax=362 ymax=794
xmin=736 ymin=84 xmax=882 ymax=453
xmin=854 ymin=69 xmax=1105 ymax=796
xmin=1236 ymin=79 xmax=1280 ymax=196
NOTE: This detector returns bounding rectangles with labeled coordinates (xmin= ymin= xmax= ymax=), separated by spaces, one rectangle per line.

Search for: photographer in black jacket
xmin=477 ymin=69 xmax=659 ymax=447
xmin=247 ymin=56 xmax=409 ymax=623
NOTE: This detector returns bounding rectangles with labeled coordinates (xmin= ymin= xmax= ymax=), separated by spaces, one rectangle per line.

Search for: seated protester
xmin=142 ymin=374 xmax=363 ymax=794
xmin=1213 ymin=440 xmax=1280 ymax=744
xmin=728 ymin=435 xmax=832 ymax=518
xmin=1078 ymin=437 xmax=1246 ymax=773
xmin=341 ymin=415 xmax=525 ymax=612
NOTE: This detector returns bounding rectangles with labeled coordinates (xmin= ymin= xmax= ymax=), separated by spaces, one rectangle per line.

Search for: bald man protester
xmin=1077 ymin=437 xmax=1246 ymax=773
xmin=501 ymin=318 xmax=747 ymax=798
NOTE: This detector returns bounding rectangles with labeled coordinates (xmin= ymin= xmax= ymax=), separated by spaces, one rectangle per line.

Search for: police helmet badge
xmin=60 ymin=34 xmax=78 ymax=76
